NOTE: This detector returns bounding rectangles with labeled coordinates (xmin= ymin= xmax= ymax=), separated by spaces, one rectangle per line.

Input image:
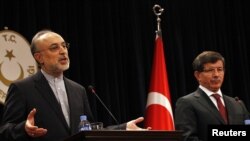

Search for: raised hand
xmin=25 ymin=108 xmax=47 ymax=137
xmin=126 ymin=117 xmax=151 ymax=130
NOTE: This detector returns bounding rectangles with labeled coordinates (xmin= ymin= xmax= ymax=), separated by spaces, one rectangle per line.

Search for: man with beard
xmin=0 ymin=30 xmax=149 ymax=141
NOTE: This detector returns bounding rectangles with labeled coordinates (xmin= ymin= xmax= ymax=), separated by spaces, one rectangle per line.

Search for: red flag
xmin=144 ymin=32 xmax=175 ymax=130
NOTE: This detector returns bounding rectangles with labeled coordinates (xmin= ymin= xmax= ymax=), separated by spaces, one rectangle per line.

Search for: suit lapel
xmin=223 ymin=96 xmax=234 ymax=124
xmin=195 ymin=89 xmax=226 ymax=124
xmin=64 ymin=78 xmax=79 ymax=134
xmin=34 ymin=71 xmax=70 ymax=130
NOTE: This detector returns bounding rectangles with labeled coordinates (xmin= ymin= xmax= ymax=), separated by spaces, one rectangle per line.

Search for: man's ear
xmin=34 ymin=53 xmax=42 ymax=64
xmin=194 ymin=71 xmax=200 ymax=81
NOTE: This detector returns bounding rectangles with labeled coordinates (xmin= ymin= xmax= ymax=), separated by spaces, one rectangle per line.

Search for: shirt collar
xmin=199 ymin=85 xmax=222 ymax=97
xmin=41 ymin=69 xmax=63 ymax=83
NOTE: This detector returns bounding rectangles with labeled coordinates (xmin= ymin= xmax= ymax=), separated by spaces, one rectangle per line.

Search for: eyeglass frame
xmin=35 ymin=42 xmax=70 ymax=53
xmin=202 ymin=67 xmax=225 ymax=74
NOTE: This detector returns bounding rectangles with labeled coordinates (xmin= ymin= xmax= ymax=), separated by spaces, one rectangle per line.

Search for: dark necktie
xmin=212 ymin=94 xmax=228 ymax=124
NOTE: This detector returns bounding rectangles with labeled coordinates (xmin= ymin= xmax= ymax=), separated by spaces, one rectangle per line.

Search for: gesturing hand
xmin=25 ymin=108 xmax=47 ymax=137
xmin=126 ymin=117 xmax=151 ymax=130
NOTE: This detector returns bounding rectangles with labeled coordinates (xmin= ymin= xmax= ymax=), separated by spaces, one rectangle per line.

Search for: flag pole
xmin=153 ymin=4 xmax=164 ymax=33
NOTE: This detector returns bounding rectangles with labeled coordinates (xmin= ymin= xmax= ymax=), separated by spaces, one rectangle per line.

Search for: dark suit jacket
xmin=174 ymin=88 xmax=249 ymax=141
xmin=0 ymin=71 xmax=125 ymax=141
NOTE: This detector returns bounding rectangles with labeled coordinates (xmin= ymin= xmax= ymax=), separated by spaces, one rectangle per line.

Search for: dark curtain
xmin=1 ymin=0 xmax=250 ymax=126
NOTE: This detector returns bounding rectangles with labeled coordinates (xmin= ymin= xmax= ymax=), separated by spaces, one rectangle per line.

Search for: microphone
xmin=234 ymin=97 xmax=247 ymax=112
xmin=88 ymin=85 xmax=120 ymax=125
xmin=234 ymin=96 xmax=240 ymax=101
xmin=235 ymin=97 xmax=250 ymax=124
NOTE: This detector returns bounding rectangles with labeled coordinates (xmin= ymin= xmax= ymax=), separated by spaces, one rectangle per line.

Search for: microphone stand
xmin=88 ymin=86 xmax=120 ymax=125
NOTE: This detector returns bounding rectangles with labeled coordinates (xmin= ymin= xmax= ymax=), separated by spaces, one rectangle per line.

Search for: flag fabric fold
xmin=144 ymin=31 xmax=175 ymax=130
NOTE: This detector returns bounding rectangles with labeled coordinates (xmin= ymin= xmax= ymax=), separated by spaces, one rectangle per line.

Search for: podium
xmin=64 ymin=130 xmax=183 ymax=141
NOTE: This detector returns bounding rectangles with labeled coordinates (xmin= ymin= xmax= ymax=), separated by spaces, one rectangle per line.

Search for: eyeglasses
xmin=202 ymin=67 xmax=224 ymax=74
xmin=36 ymin=42 xmax=70 ymax=53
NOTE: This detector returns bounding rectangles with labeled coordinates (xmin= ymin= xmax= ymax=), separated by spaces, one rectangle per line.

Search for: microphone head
xmin=234 ymin=96 xmax=240 ymax=101
xmin=87 ymin=85 xmax=120 ymax=125
xmin=88 ymin=85 xmax=96 ymax=94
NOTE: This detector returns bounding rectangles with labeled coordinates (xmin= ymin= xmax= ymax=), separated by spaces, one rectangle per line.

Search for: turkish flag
xmin=144 ymin=33 xmax=175 ymax=130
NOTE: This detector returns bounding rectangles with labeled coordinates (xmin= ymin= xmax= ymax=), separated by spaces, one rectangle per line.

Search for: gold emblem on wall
xmin=0 ymin=27 xmax=37 ymax=104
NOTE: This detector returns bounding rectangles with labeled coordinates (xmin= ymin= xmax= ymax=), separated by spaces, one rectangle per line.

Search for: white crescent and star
xmin=146 ymin=91 xmax=174 ymax=119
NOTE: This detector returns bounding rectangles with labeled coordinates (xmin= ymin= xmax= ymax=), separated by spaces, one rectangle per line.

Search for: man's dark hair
xmin=192 ymin=51 xmax=225 ymax=72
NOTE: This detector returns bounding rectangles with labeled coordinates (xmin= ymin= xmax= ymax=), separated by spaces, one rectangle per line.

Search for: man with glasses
xmin=0 ymin=30 xmax=149 ymax=141
xmin=174 ymin=51 xmax=249 ymax=141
